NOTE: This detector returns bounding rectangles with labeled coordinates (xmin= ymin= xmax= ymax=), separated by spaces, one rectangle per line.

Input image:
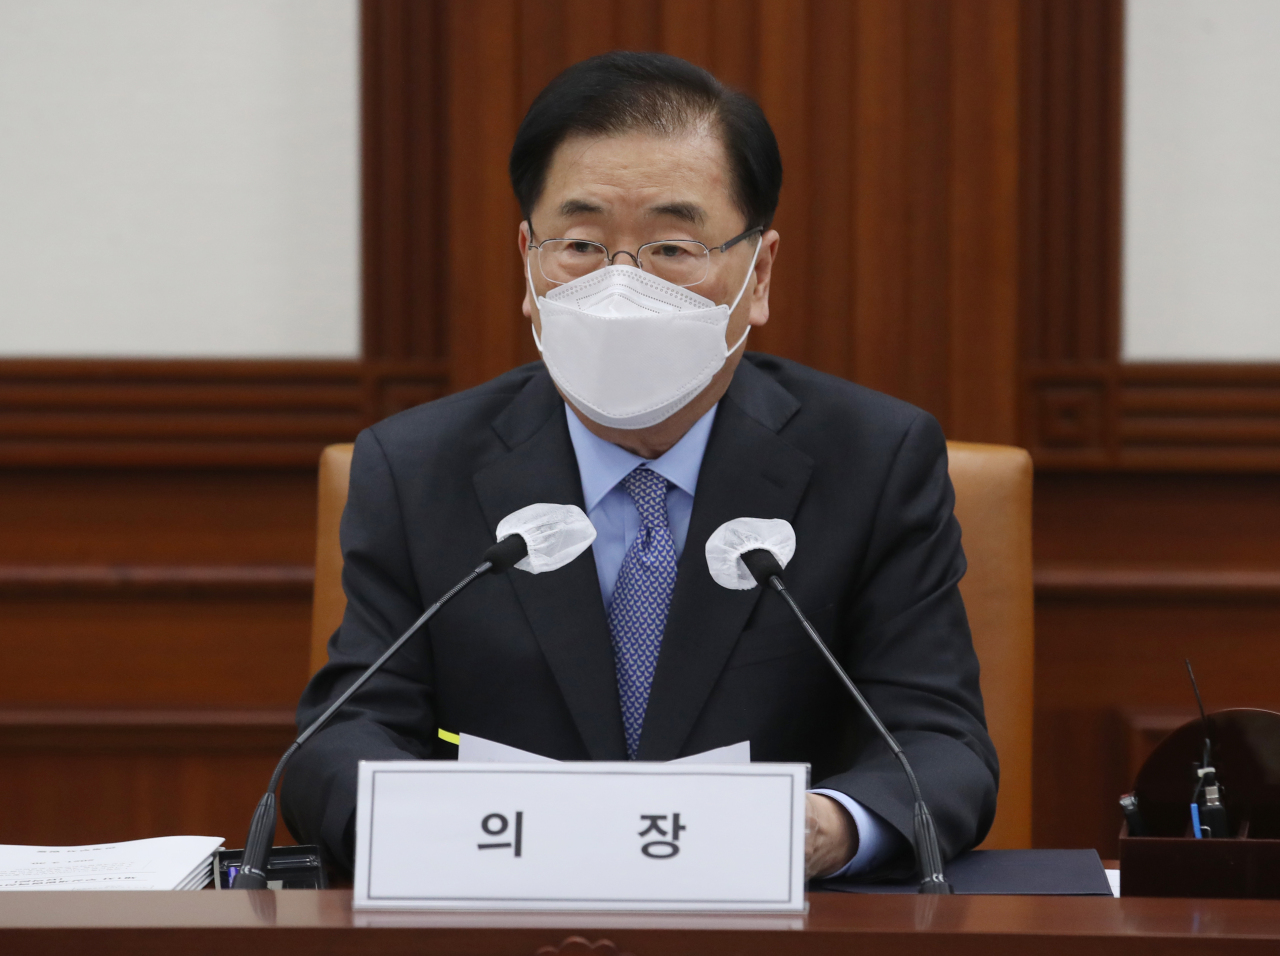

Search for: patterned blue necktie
xmin=608 ymin=466 xmax=679 ymax=759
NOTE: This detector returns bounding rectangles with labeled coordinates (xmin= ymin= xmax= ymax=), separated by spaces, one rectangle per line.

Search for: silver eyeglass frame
xmin=527 ymin=225 xmax=764 ymax=288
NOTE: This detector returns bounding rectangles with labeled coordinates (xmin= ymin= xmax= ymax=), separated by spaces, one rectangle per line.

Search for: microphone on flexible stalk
xmin=232 ymin=503 xmax=596 ymax=889
xmin=705 ymin=517 xmax=954 ymax=895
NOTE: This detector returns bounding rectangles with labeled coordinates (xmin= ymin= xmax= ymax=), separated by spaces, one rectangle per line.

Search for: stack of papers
xmin=0 ymin=836 xmax=225 ymax=890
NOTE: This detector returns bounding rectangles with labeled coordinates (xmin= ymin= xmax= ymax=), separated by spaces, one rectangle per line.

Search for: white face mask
xmin=528 ymin=238 xmax=761 ymax=430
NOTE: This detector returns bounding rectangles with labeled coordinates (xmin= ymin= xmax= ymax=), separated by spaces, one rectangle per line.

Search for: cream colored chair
xmin=308 ymin=439 xmax=1034 ymax=849
xmin=309 ymin=443 xmax=354 ymax=676
xmin=947 ymin=442 xmax=1034 ymax=850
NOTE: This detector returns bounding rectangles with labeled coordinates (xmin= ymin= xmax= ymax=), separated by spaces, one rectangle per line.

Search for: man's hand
xmin=805 ymin=793 xmax=857 ymax=880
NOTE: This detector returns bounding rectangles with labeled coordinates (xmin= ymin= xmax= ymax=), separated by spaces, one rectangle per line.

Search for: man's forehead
xmin=555 ymin=197 xmax=707 ymax=226
xmin=537 ymin=129 xmax=733 ymax=219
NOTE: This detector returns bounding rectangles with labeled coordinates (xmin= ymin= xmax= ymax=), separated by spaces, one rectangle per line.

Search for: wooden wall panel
xmin=2 ymin=596 xmax=308 ymax=708
xmin=1019 ymin=0 xmax=1280 ymax=857
xmin=0 ymin=470 xmax=315 ymax=846
xmin=424 ymin=0 xmax=1021 ymax=442
xmin=1035 ymin=575 xmax=1280 ymax=857
xmin=0 ymin=711 xmax=297 ymax=848
xmin=0 ymin=360 xmax=447 ymax=468
xmin=1033 ymin=472 xmax=1280 ymax=568
xmin=1031 ymin=471 xmax=1280 ymax=856
xmin=803 ymin=0 xmax=855 ymax=382
xmin=950 ymin=0 xmax=1019 ymax=442
xmin=0 ymin=469 xmax=315 ymax=710
xmin=849 ymin=0 xmax=912 ymax=394
xmin=361 ymin=0 xmax=447 ymax=364
xmin=0 ymin=469 xmax=315 ymax=565
xmin=1019 ymin=0 xmax=1280 ymax=471
xmin=445 ymin=0 xmax=526 ymax=390
xmin=754 ymin=0 xmax=811 ymax=370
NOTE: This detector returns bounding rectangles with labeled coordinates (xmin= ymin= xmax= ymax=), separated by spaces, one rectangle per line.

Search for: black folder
xmin=818 ymin=849 xmax=1113 ymax=895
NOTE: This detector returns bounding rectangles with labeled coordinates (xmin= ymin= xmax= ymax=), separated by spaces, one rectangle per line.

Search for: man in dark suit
xmin=283 ymin=52 xmax=997 ymax=881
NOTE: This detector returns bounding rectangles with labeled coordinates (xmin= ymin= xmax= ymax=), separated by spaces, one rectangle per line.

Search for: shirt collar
xmin=565 ymin=403 xmax=718 ymax=511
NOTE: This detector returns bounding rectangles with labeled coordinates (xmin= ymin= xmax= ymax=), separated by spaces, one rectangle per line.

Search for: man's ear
xmin=748 ymin=229 xmax=780 ymax=328
xmin=518 ymin=221 xmax=534 ymax=320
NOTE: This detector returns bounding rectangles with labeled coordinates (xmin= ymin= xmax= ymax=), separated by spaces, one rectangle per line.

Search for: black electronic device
xmin=215 ymin=845 xmax=327 ymax=890
xmin=1119 ymin=792 xmax=1148 ymax=837
xmin=735 ymin=546 xmax=953 ymax=895
xmin=1186 ymin=659 xmax=1231 ymax=839
xmin=1120 ymin=706 xmax=1280 ymax=898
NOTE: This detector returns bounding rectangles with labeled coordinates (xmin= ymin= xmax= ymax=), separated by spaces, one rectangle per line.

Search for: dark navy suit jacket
xmin=282 ymin=354 xmax=998 ymax=875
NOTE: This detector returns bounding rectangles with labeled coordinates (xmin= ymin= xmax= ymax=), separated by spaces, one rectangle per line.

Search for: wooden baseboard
xmin=0 ymin=565 xmax=313 ymax=598
xmin=0 ymin=358 xmax=447 ymax=467
xmin=1035 ymin=566 xmax=1280 ymax=600
xmin=0 ymin=708 xmax=298 ymax=751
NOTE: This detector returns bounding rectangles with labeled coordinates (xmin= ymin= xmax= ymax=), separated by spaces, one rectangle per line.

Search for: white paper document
xmin=458 ymin=734 xmax=751 ymax=765
xmin=458 ymin=734 xmax=558 ymax=763
xmin=668 ymin=741 xmax=752 ymax=764
xmin=0 ymin=836 xmax=224 ymax=890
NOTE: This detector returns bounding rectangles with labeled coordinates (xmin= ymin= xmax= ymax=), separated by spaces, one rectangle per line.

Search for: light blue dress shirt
xmin=563 ymin=403 xmax=897 ymax=878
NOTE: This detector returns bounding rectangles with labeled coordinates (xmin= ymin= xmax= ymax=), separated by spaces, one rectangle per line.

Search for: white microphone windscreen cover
xmin=705 ymin=517 xmax=797 ymax=590
xmin=495 ymin=502 xmax=597 ymax=574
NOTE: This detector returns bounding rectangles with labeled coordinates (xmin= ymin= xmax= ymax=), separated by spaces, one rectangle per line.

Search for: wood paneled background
xmin=1 ymin=0 xmax=1277 ymax=859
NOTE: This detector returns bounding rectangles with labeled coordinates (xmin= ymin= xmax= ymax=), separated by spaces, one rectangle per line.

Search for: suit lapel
xmin=472 ymin=372 xmax=628 ymax=760
xmin=636 ymin=360 xmax=813 ymax=760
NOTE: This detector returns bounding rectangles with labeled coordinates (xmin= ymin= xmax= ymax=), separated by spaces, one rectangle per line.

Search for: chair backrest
xmin=307 ymin=439 xmax=1034 ymax=849
xmin=946 ymin=441 xmax=1035 ymax=850
xmin=310 ymin=443 xmax=354 ymax=675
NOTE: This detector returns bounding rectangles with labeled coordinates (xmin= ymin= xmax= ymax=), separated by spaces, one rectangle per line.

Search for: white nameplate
xmin=353 ymin=761 xmax=808 ymax=912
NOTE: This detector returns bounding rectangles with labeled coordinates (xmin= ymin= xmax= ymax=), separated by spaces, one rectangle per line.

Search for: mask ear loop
xmin=525 ymin=255 xmax=545 ymax=352
xmin=723 ymin=237 xmax=763 ymax=357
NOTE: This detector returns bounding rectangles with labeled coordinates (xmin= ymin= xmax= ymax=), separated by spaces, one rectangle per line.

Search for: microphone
xmin=232 ymin=503 xmax=596 ymax=889
xmin=705 ymin=517 xmax=954 ymax=894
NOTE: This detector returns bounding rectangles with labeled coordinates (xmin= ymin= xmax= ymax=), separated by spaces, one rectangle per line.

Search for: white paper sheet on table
xmin=0 ymin=835 xmax=224 ymax=890
xmin=458 ymin=734 xmax=751 ymax=765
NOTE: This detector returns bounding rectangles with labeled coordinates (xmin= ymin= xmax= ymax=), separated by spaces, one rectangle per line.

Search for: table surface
xmin=2 ymin=890 xmax=1280 ymax=955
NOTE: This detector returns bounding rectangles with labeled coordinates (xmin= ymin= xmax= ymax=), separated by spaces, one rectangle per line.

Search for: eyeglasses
xmin=529 ymin=226 xmax=762 ymax=288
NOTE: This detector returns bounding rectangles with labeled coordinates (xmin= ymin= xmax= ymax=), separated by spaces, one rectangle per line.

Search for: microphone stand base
xmin=919 ymin=880 xmax=955 ymax=894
